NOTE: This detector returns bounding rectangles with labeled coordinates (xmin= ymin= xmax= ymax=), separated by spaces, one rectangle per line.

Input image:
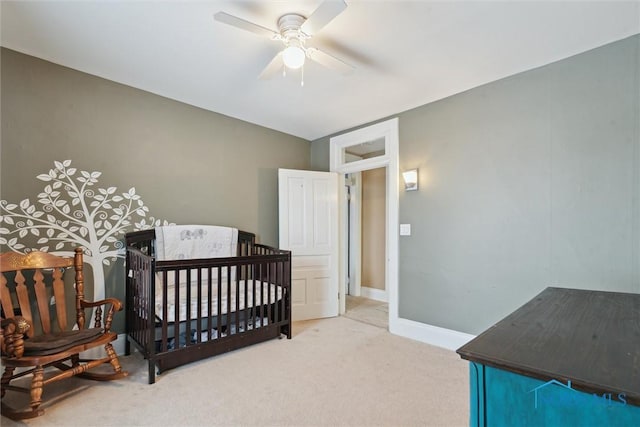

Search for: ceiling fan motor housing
xmin=278 ymin=14 xmax=307 ymax=42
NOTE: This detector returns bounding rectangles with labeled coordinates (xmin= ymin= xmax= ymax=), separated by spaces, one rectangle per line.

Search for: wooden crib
xmin=125 ymin=228 xmax=291 ymax=384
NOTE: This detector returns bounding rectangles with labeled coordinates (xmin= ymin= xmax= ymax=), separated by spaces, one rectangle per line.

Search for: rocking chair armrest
xmin=80 ymin=297 xmax=123 ymax=312
xmin=79 ymin=298 xmax=122 ymax=331
xmin=1 ymin=316 xmax=31 ymax=358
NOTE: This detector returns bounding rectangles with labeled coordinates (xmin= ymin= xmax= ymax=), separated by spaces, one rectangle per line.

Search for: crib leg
xmin=148 ymin=361 xmax=156 ymax=384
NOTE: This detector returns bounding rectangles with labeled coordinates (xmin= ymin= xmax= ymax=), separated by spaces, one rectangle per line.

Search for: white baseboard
xmin=80 ymin=333 xmax=127 ymax=358
xmin=389 ymin=317 xmax=475 ymax=351
xmin=360 ymin=286 xmax=387 ymax=302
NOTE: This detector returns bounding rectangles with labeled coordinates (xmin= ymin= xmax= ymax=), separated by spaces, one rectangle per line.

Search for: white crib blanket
xmin=155 ymin=225 xmax=238 ymax=261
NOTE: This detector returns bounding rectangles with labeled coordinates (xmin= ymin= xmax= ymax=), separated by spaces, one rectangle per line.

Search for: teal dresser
xmin=457 ymin=287 xmax=640 ymax=426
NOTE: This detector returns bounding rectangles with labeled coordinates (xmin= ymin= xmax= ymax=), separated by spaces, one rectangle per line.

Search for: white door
xmin=278 ymin=169 xmax=338 ymax=321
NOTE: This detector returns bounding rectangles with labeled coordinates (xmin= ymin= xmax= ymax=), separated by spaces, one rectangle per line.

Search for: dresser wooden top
xmin=457 ymin=287 xmax=640 ymax=406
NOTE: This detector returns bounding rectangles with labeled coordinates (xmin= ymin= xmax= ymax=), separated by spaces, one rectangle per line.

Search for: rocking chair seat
xmin=23 ymin=328 xmax=106 ymax=356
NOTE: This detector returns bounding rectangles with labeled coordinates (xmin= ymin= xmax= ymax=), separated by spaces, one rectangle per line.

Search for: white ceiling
xmin=1 ymin=1 xmax=639 ymax=141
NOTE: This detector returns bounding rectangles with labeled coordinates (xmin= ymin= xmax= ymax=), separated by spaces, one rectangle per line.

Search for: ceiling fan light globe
xmin=282 ymin=46 xmax=305 ymax=69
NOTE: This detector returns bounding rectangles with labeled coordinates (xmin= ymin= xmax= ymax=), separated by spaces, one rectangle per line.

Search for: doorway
xmin=329 ymin=118 xmax=399 ymax=332
xmin=343 ymin=167 xmax=388 ymax=328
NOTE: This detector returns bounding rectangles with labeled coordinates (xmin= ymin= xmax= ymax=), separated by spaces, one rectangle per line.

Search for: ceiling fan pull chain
xmin=301 ymin=64 xmax=305 ymax=87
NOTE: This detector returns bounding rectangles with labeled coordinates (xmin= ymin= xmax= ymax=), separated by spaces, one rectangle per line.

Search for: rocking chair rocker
xmin=0 ymin=248 xmax=128 ymax=420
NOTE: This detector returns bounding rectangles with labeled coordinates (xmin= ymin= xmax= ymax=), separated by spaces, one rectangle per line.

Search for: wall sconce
xmin=402 ymin=169 xmax=418 ymax=191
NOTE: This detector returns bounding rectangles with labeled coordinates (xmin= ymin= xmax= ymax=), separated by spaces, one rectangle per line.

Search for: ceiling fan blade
xmin=214 ymin=12 xmax=279 ymax=39
xmin=307 ymin=47 xmax=354 ymax=74
xmin=259 ymin=52 xmax=284 ymax=79
xmin=300 ymin=0 xmax=347 ymax=36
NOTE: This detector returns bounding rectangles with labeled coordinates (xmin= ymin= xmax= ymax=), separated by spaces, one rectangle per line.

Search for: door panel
xmin=286 ymin=176 xmax=307 ymax=248
xmin=312 ymin=178 xmax=332 ymax=250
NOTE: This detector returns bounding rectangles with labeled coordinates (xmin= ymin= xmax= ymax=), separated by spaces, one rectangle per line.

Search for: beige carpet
xmin=2 ymin=316 xmax=469 ymax=426
xmin=344 ymin=295 xmax=389 ymax=329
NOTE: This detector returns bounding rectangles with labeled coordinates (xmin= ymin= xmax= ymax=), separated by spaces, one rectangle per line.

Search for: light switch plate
xmin=400 ymin=224 xmax=411 ymax=236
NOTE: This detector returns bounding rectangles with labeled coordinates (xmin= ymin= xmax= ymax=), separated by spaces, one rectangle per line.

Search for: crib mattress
xmin=155 ymin=278 xmax=283 ymax=323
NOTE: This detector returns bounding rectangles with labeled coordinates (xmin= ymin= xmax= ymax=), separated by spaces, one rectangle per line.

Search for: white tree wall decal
xmin=0 ymin=160 xmax=172 ymax=324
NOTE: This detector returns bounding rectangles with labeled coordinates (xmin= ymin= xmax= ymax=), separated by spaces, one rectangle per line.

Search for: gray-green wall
xmin=312 ymin=35 xmax=640 ymax=335
xmin=1 ymin=48 xmax=310 ymax=332
xmin=3 ymin=34 xmax=639 ymax=338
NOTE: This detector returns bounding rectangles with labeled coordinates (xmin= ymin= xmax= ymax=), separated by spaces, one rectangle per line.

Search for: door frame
xmin=329 ymin=118 xmax=399 ymax=330
xmin=346 ymin=171 xmax=362 ymax=297
xmin=343 ymin=156 xmax=363 ymax=298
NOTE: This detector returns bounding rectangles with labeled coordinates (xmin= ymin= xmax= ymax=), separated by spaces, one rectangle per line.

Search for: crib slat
xmin=243 ymin=262 xmax=249 ymax=331
xmin=252 ymin=266 xmax=257 ymax=329
xmin=281 ymin=259 xmax=287 ymax=326
xmin=162 ymin=270 xmax=169 ymax=352
xmin=227 ymin=266 xmax=231 ymax=334
xmin=217 ymin=267 xmax=222 ymax=338
xmin=259 ymin=262 xmax=265 ymax=322
xmin=172 ymin=269 xmax=179 ymax=351
xmin=196 ymin=268 xmax=202 ymax=344
xmin=146 ymin=256 xmax=154 ymax=356
xmin=234 ymin=265 xmax=239 ymax=334
xmin=185 ymin=268 xmax=192 ymax=346
xmin=266 ymin=262 xmax=272 ymax=324
xmin=269 ymin=262 xmax=282 ymax=322
xmin=206 ymin=267 xmax=213 ymax=342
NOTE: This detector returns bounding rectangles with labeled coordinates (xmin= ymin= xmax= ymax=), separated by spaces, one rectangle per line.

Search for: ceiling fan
xmin=214 ymin=0 xmax=354 ymax=85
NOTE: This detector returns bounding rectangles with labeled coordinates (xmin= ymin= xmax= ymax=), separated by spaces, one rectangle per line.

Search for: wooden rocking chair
xmin=0 ymin=248 xmax=128 ymax=420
